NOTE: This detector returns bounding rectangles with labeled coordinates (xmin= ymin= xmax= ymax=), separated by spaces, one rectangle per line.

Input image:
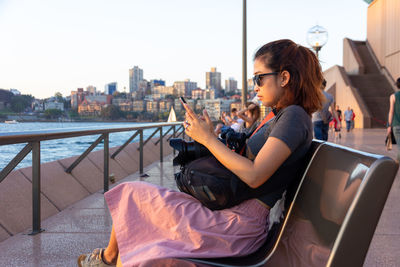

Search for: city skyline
xmin=0 ymin=0 xmax=368 ymax=99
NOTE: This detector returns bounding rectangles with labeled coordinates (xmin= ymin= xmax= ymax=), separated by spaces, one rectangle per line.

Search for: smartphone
xmin=180 ymin=96 xmax=187 ymax=104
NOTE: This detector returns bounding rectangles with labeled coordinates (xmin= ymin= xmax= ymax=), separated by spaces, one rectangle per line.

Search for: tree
xmin=68 ymin=109 xmax=79 ymax=118
xmin=44 ymin=108 xmax=62 ymax=119
xmin=54 ymin=92 xmax=63 ymax=102
xmin=10 ymin=94 xmax=34 ymax=113
xmin=100 ymin=105 xmax=122 ymax=120
xmin=0 ymin=89 xmax=13 ymax=109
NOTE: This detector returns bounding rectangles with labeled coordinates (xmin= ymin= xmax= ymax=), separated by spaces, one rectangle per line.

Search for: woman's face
xmin=253 ymin=58 xmax=284 ymax=107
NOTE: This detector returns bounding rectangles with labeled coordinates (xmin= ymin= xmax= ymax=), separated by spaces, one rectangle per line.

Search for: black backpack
xmin=175 ymin=155 xmax=253 ymax=210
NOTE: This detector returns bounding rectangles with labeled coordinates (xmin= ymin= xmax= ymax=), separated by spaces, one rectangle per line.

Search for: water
xmin=0 ymin=122 xmax=173 ymax=170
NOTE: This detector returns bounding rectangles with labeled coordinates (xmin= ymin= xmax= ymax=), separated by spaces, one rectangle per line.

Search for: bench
xmin=139 ymin=140 xmax=399 ymax=267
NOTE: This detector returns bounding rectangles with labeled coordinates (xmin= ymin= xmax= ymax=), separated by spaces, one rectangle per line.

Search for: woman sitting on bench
xmin=77 ymin=39 xmax=325 ymax=267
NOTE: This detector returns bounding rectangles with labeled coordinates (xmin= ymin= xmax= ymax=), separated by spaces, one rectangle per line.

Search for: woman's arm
xmin=184 ymin=104 xmax=291 ymax=188
xmin=237 ymin=104 xmax=255 ymax=124
xmin=388 ymin=94 xmax=395 ymax=134
xmin=221 ymin=112 xmax=234 ymax=126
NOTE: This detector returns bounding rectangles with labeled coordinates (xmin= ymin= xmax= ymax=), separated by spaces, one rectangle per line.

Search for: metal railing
xmin=0 ymin=122 xmax=184 ymax=235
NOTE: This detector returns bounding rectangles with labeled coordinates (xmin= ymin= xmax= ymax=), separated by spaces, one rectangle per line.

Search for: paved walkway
xmin=0 ymin=128 xmax=398 ymax=266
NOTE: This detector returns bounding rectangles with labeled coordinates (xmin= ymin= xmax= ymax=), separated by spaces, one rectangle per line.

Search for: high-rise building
xmin=129 ymin=66 xmax=143 ymax=93
xmin=206 ymin=67 xmax=222 ymax=95
xmin=173 ymin=79 xmax=197 ymax=97
xmin=150 ymin=79 xmax=165 ymax=87
xmin=105 ymin=82 xmax=117 ymax=95
xmin=198 ymin=99 xmax=232 ymax=121
xmin=192 ymin=88 xmax=204 ymax=100
xmin=247 ymin=78 xmax=254 ymax=91
xmin=86 ymin=85 xmax=97 ymax=95
xmin=149 ymin=79 xmax=165 ymax=95
xmin=225 ymin=78 xmax=238 ymax=93
xmin=71 ymin=88 xmax=86 ymax=109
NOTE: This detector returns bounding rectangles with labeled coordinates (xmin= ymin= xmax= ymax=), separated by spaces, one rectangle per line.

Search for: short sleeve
xmin=269 ymin=106 xmax=311 ymax=152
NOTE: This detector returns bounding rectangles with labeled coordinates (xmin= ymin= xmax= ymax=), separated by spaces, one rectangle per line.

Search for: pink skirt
xmin=105 ymin=181 xmax=270 ymax=267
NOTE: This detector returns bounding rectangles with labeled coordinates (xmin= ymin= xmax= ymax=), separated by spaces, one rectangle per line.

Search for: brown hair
xmin=246 ymin=102 xmax=260 ymax=121
xmin=254 ymin=39 xmax=324 ymax=115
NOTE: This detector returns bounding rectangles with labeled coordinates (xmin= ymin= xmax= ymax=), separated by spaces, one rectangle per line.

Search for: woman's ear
xmin=280 ymin=70 xmax=290 ymax=87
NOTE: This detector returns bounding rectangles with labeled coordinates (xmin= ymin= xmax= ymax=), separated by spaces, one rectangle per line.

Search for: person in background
xmin=215 ymin=103 xmax=260 ymax=135
xmin=336 ymin=105 xmax=342 ymax=121
xmin=221 ymin=108 xmax=239 ymax=126
xmin=344 ymin=107 xmax=353 ymax=132
xmin=237 ymin=102 xmax=261 ymax=134
xmin=351 ymin=109 xmax=355 ymax=130
xmin=312 ymin=80 xmax=339 ymax=141
xmin=387 ymin=77 xmax=400 ymax=162
xmin=334 ymin=105 xmax=342 ymax=140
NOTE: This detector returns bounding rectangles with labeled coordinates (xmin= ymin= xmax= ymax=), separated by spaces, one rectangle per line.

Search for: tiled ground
xmin=0 ymin=129 xmax=399 ymax=266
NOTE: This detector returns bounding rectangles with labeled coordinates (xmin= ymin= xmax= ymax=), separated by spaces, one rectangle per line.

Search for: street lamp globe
xmin=306 ymin=25 xmax=328 ymax=57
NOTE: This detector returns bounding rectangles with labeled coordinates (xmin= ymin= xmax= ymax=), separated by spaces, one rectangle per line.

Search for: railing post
xmin=103 ymin=133 xmax=109 ymax=193
xmin=139 ymin=129 xmax=143 ymax=174
xmin=30 ymin=141 xmax=43 ymax=235
xmin=160 ymin=126 xmax=163 ymax=162
xmin=173 ymin=125 xmax=176 ymax=155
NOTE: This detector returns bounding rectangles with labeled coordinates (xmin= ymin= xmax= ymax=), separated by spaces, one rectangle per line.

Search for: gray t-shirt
xmin=245 ymin=105 xmax=312 ymax=207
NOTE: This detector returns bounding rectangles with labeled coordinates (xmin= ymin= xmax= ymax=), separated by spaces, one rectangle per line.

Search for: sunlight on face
xmin=253 ymin=59 xmax=283 ymax=107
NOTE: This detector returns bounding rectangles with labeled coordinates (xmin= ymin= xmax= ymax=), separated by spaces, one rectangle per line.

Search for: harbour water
xmin=0 ymin=122 xmax=172 ymax=170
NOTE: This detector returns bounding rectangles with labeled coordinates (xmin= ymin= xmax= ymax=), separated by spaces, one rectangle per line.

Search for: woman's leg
xmin=392 ymin=126 xmax=400 ymax=163
xmin=103 ymin=226 xmax=119 ymax=264
xmin=116 ymin=254 xmax=123 ymax=267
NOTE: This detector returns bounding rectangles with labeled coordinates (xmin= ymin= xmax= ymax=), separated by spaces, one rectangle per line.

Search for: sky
xmin=0 ymin=0 xmax=368 ymax=99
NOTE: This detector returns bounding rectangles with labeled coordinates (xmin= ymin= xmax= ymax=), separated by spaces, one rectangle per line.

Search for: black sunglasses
xmin=252 ymin=72 xmax=278 ymax=87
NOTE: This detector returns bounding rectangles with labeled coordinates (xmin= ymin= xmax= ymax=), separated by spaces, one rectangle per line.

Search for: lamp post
xmin=242 ymin=0 xmax=247 ymax=108
xmin=306 ymin=25 xmax=328 ymax=58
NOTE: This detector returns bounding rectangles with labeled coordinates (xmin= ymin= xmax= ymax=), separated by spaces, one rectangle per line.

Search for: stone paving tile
xmin=58 ymin=156 xmax=104 ymax=194
xmin=41 ymin=208 xmax=113 ymax=233
xmin=364 ymin=234 xmax=400 ymax=267
xmin=0 ymin=170 xmax=59 ymax=237
xmin=67 ymin=192 xmax=109 ymax=209
xmin=0 ymin=232 xmax=110 ymax=267
xmin=20 ymin=161 xmax=91 ymax=211
xmin=0 ymin=226 xmax=10 ymax=244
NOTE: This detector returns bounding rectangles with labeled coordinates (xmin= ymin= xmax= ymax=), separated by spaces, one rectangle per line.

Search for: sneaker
xmin=77 ymin=248 xmax=116 ymax=267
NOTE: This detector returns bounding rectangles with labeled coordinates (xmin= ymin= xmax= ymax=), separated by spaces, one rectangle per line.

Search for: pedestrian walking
xmin=312 ymin=80 xmax=339 ymax=141
xmin=344 ymin=107 xmax=353 ymax=132
xmin=335 ymin=105 xmax=342 ymax=139
xmin=387 ymin=77 xmax=400 ymax=162
xmin=351 ymin=109 xmax=355 ymax=129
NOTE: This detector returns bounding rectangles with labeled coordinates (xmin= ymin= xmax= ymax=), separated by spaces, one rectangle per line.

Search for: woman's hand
xmin=183 ymin=103 xmax=215 ymax=145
